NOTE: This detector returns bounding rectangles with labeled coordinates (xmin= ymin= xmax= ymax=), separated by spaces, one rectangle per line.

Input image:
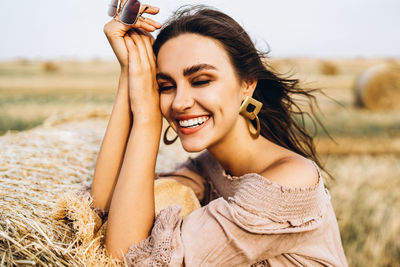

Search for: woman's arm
xmin=90 ymin=69 xmax=131 ymax=212
xmin=89 ymin=5 xmax=161 ymax=213
xmin=104 ymin=30 xmax=163 ymax=258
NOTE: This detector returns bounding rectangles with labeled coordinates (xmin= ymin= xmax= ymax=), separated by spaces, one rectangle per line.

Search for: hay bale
xmin=0 ymin=110 xmax=199 ymax=266
xmin=42 ymin=61 xmax=60 ymax=73
xmin=354 ymin=64 xmax=400 ymax=110
xmin=320 ymin=60 xmax=339 ymax=75
xmin=0 ymin=113 xmax=117 ymax=266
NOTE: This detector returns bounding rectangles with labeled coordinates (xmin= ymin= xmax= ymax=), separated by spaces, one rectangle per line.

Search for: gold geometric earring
xmin=239 ymin=96 xmax=263 ymax=138
xmin=163 ymin=125 xmax=179 ymax=145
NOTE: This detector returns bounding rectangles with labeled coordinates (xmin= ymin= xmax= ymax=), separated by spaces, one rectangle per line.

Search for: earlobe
xmin=241 ymin=79 xmax=258 ymax=98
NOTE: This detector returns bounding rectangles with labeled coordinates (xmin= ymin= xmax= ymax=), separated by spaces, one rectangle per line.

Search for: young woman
xmin=89 ymin=1 xmax=348 ymax=266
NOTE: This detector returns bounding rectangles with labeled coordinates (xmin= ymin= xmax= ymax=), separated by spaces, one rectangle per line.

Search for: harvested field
xmin=1 ymin=58 xmax=399 ymax=266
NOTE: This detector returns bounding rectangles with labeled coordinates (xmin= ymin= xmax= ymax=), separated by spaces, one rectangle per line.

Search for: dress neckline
xmin=204 ymin=150 xmax=323 ymax=193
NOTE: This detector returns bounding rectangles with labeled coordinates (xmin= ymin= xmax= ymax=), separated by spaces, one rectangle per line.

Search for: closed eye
xmin=193 ymin=80 xmax=211 ymax=87
xmin=159 ymin=85 xmax=175 ymax=92
xmin=158 ymin=80 xmax=176 ymax=92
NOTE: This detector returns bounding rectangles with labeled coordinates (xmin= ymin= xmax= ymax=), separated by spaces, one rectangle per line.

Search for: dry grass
xmin=0 ymin=60 xmax=119 ymax=92
xmin=1 ymin=58 xmax=400 ymax=266
xmin=1 ymin=112 xmax=399 ymax=266
xmin=0 ymin=60 xmax=120 ymax=135
xmin=316 ymin=137 xmax=400 ymax=155
xmin=0 ymin=112 xmax=124 ymax=266
xmin=0 ymin=110 xmax=199 ymax=266
xmin=326 ymin=154 xmax=400 ymax=267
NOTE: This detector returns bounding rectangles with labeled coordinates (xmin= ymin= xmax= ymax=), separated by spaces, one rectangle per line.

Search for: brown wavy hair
xmin=153 ymin=5 xmax=334 ymax=180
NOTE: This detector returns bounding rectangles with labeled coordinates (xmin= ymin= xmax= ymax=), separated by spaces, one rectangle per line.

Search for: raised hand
xmin=103 ymin=3 xmax=161 ymax=69
xmin=124 ymin=29 xmax=161 ymax=121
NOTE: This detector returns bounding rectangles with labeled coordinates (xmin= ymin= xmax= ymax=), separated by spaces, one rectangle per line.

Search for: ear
xmin=240 ymin=78 xmax=258 ymax=99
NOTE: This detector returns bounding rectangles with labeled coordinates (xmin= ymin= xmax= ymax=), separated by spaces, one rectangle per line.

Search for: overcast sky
xmin=1 ymin=0 xmax=399 ymax=60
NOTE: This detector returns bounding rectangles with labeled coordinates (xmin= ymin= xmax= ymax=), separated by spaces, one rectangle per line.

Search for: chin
xmin=180 ymin=139 xmax=208 ymax=153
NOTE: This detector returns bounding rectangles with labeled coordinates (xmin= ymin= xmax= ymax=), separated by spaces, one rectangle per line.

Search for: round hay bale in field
xmin=354 ymin=64 xmax=400 ymax=110
xmin=42 ymin=61 xmax=60 ymax=73
xmin=0 ymin=110 xmax=197 ymax=266
xmin=319 ymin=60 xmax=339 ymax=75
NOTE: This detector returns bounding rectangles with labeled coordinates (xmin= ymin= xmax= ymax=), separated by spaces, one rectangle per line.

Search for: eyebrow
xmin=156 ymin=63 xmax=218 ymax=81
xmin=156 ymin=72 xmax=173 ymax=81
xmin=183 ymin=64 xmax=217 ymax=77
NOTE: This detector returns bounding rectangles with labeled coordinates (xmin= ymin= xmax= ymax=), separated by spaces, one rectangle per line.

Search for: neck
xmin=207 ymin=116 xmax=279 ymax=177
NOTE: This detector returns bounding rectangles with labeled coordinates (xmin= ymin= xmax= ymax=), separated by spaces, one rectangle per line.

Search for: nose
xmin=171 ymin=84 xmax=194 ymax=112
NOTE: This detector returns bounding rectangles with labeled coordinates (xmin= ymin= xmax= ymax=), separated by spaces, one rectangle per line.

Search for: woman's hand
xmin=103 ymin=3 xmax=161 ymax=69
xmin=124 ymin=30 xmax=161 ymax=123
xmin=103 ymin=29 xmax=162 ymax=257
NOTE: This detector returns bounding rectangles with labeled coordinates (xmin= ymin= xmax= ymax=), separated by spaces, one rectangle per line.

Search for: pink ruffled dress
xmin=97 ymin=150 xmax=348 ymax=266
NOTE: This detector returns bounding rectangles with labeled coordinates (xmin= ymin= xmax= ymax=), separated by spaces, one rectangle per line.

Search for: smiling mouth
xmin=177 ymin=115 xmax=211 ymax=128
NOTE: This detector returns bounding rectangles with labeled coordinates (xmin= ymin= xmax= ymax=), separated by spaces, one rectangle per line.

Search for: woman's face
xmin=157 ymin=33 xmax=248 ymax=152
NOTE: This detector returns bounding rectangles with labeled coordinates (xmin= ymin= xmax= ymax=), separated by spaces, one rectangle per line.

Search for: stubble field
xmin=1 ymin=58 xmax=399 ymax=266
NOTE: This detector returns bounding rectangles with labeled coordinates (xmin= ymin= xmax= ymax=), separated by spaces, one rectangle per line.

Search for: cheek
xmin=209 ymin=81 xmax=242 ymax=112
xmin=159 ymin=94 xmax=172 ymax=118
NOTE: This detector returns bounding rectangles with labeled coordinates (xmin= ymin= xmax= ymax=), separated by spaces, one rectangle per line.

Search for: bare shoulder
xmin=259 ymin=156 xmax=319 ymax=188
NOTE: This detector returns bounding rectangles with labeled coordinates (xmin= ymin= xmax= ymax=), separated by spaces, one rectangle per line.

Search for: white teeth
xmin=179 ymin=116 xmax=210 ymax=128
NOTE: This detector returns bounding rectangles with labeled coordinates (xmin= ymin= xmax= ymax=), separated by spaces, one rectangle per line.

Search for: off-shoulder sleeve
xmin=125 ymin=174 xmax=331 ymax=266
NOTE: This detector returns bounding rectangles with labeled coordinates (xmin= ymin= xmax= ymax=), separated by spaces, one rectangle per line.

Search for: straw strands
xmin=354 ymin=64 xmax=400 ymax=110
xmin=0 ymin=109 xmax=201 ymax=266
xmin=0 ymin=111 xmax=123 ymax=266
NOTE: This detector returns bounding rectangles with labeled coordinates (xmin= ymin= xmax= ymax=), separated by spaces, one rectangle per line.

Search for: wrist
xmin=132 ymin=118 xmax=163 ymax=138
xmin=133 ymin=112 xmax=162 ymax=125
xmin=130 ymin=96 xmax=161 ymax=118
xmin=120 ymin=66 xmax=129 ymax=76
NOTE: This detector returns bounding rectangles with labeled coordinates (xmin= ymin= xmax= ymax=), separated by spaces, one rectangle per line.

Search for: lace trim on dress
xmin=125 ymin=205 xmax=183 ymax=267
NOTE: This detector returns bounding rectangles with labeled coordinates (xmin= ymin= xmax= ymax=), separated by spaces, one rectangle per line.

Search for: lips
xmin=175 ymin=114 xmax=211 ymax=121
xmin=175 ymin=115 xmax=211 ymax=135
xmin=178 ymin=116 xmax=208 ymax=127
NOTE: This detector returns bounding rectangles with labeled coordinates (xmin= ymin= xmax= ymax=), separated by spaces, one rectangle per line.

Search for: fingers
xmin=140 ymin=32 xmax=156 ymax=69
xmin=129 ymin=31 xmax=146 ymax=64
xmin=140 ymin=16 xmax=162 ymax=29
xmin=139 ymin=5 xmax=160 ymax=15
xmin=124 ymin=30 xmax=156 ymax=72
xmin=129 ymin=30 xmax=155 ymax=69
xmin=133 ymin=16 xmax=161 ymax=32
xmin=112 ymin=3 xmax=161 ymax=32
xmin=133 ymin=4 xmax=161 ymax=32
xmin=139 ymin=31 xmax=156 ymax=67
xmin=124 ymin=34 xmax=139 ymax=67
